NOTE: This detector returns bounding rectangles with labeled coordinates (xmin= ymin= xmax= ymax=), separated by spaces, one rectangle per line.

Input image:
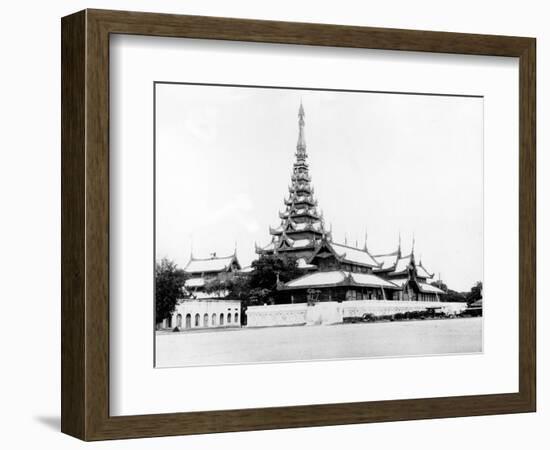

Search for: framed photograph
xmin=61 ymin=9 xmax=536 ymax=440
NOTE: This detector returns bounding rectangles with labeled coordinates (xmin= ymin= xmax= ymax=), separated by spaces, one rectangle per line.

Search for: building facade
xmin=162 ymin=299 xmax=241 ymax=330
xmin=183 ymin=252 xmax=241 ymax=298
xmin=156 ymin=252 xmax=243 ymax=331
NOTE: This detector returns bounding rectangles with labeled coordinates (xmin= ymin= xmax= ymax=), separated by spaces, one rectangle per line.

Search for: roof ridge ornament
xmin=296 ymin=101 xmax=307 ymax=155
xmin=398 ymin=231 xmax=402 ymax=258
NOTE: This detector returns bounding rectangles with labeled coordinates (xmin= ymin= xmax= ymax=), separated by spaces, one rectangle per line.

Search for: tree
xmin=466 ymin=281 xmax=483 ymax=304
xmin=430 ymin=280 xmax=470 ymax=303
xmin=155 ymin=258 xmax=187 ymax=325
xmin=204 ymin=272 xmax=251 ymax=300
xmin=248 ymin=254 xmax=302 ymax=304
xmin=204 ymin=254 xmax=302 ymax=306
xmin=201 ymin=255 xmax=302 ymax=324
xmin=440 ymin=290 xmax=467 ymax=303
xmin=430 ymin=280 xmax=448 ymax=292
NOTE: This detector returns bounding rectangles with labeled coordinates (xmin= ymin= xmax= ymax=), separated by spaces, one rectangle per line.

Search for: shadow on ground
xmin=34 ymin=415 xmax=60 ymax=431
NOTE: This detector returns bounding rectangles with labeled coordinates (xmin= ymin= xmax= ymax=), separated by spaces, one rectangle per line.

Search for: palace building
xmin=256 ymin=102 xmax=445 ymax=303
xmin=183 ymin=251 xmax=241 ymax=298
xmin=159 ymin=252 xmax=243 ymax=331
xmin=165 ymin=103 xmax=455 ymax=331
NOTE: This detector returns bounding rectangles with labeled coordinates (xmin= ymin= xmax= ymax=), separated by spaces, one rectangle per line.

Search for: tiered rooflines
xmin=257 ymin=102 xmax=327 ymax=257
xmin=183 ymin=252 xmax=241 ymax=276
xmin=182 ymin=251 xmax=242 ymax=299
xmin=254 ymin=102 xmax=445 ymax=300
xmin=373 ymin=242 xmax=435 ymax=281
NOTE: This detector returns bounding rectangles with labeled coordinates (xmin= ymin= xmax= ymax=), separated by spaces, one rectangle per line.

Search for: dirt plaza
xmin=155 ymin=317 xmax=482 ymax=367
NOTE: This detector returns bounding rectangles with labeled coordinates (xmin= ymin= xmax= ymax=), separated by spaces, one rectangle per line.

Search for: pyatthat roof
xmin=387 ymin=277 xmax=409 ymax=288
xmin=415 ymin=263 xmax=434 ymax=279
xmin=185 ymin=277 xmax=205 ymax=288
xmin=394 ymin=254 xmax=413 ymax=273
xmin=330 ymin=242 xmax=379 ymax=267
xmin=281 ymin=270 xmax=400 ymax=290
xmin=373 ymin=248 xmax=435 ymax=279
xmin=297 ymin=258 xmax=317 ymax=269
xmin=287 ymin=238 xmax=313 ymax=249
xmin=374 ymin=252 xmax=399 ymax=270
xmin=418 ymin=282 xmax=445 ymax=294
xmin=184 ymin=254 xmax=239 ymax=274
xmin=258 ymin=241 xmax=275 ymax=252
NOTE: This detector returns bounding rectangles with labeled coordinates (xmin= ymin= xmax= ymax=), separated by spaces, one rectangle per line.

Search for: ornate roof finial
xmin=397 ymin=231 xmax=402 ymax=257
xmin=411 ymin=233 xmax=416 ymax=255
xmin=344 ymin=233 xmax=348 ymax=246
xmin=364 ymin=228 xmax=368 ymax=251
xmin=297 ymin=101 xmax=306 ymax=153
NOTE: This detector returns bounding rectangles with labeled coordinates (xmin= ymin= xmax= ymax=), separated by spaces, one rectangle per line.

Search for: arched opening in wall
xmin=227 ymin=313 xmax=232 ymax=324
xmin=195 ymin=313 xmax=200 ymax=327
xmin=212 ymin=313 xmax=217 ymax=326
xmin=167 ymin=316 xmax=172 ymax=328
xmin=220 ymin=313 xmax=224 ymax=325
xmin=185 ymin=313 xmax=191 ymax=328
xmin=176 ymin=314 xmax=182 ymax=328
xmin=204 ymin=313 xmax=209 ymax=327
xmin=234 ymin=313 xmax=239 ymax=324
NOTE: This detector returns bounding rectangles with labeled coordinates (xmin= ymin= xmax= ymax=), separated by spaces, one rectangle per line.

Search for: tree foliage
xmin=248 ymin=254 xmax=302 ymax=304
xmin=466 ymin=281 xmax=483 ymax=304
xmin=439 ymin=290 xmax=467 ymax=303
xmin=155 ymin=258 xmax=187 ymax=324
xmin=204 ymin=254 xmax=302 ymax=306
xmin=431 ymin=279 xmax=483 ymax=304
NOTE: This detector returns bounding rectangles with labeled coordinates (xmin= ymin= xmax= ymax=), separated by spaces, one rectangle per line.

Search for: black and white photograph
xmin=154 ymin=83 xmax=484 ymax=368
xmin=2 ymin=0 xmax=542 ymax=447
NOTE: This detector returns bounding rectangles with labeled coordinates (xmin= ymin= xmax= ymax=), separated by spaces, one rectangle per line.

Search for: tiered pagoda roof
xmin=308 ymin=237 xmax=380 ymax=269
xmin=257 ymin=102 xmax=329 ymax=257
xmin=184 ymin=251 xmax=241 ymax=275
xmin=373 ymin=238 xmax=436 ymax=282
xmin=279 ymin=270 xmax=400 ymax=291
xmin=257 ymin=103 xmax=443 ymax=298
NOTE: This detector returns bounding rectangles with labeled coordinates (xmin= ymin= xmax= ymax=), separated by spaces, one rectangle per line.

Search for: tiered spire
xmin=257 ymin=103 xmax=328 ymax=257
xmin=296 ymin=101 xmax=306 ymax=157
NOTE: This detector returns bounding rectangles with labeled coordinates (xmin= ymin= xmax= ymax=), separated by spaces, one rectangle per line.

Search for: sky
xmin=155 ymin=83 xmax=483 ymax=291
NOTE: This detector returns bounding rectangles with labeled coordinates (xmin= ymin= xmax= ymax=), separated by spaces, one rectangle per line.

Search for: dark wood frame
xmin=61 ymin=9 xmax=536 ymax=441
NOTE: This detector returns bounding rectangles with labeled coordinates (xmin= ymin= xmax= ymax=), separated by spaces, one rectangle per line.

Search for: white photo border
xmin=109 ymin=35 xmax=518 ymax=416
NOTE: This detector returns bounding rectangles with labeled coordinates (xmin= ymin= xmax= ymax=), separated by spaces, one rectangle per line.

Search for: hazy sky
xmin=155 ymin=83 xmax=483 ymax=291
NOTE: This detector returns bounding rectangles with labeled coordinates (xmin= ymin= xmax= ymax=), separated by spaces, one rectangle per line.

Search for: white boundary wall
xmin=342 ymin=300 xmax=468 ymax=317
xmin=246 ymin=303 xmax=307 ymax=327
xmin=246 ymin=301 xmax=468 ymax=327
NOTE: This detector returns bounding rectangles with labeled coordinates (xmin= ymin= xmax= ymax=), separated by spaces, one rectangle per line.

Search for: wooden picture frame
xmin=61 ymin=9 xmax=536 ymax=441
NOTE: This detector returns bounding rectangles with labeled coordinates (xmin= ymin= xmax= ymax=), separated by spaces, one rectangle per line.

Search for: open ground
xmin=155 ymin=317 xmax=482 ymax=367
